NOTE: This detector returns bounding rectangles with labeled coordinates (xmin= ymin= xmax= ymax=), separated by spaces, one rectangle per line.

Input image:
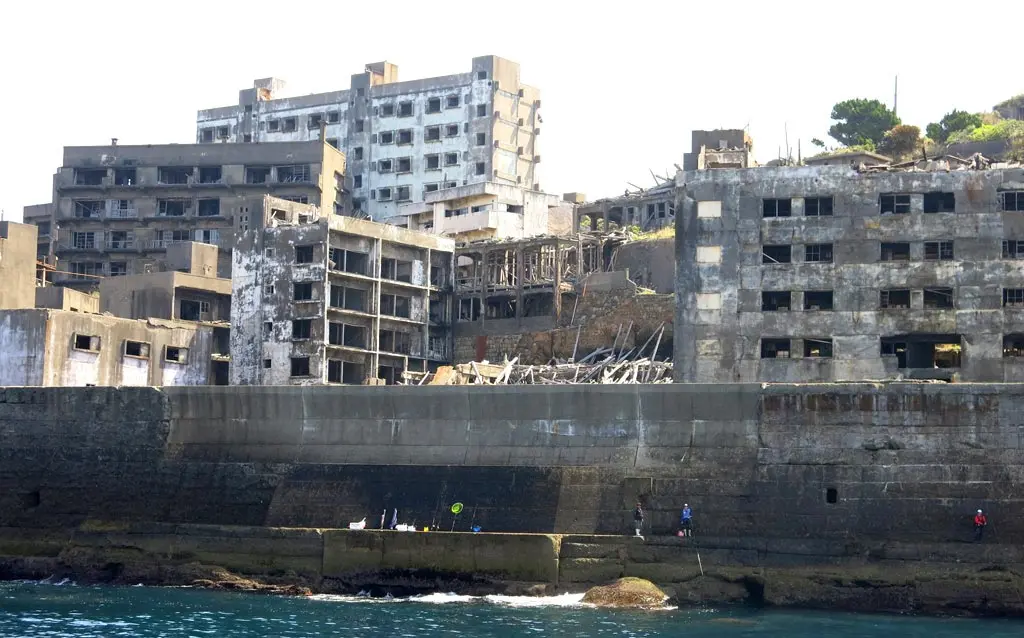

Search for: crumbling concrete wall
xmin=0 ymin=222 xmax=38 ymax=310
xmin=611 ymin=238 xmax=675 ymax=293
xmin=676 ymin=165 xmax=1024 ymax=383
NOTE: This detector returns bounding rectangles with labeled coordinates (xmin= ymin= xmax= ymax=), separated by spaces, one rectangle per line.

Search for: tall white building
xmin=196 ymin=56 xmax=543 ymax=230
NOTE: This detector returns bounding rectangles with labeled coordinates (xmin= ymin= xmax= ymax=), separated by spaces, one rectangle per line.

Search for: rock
xmin=582 ymin=577 xmax=668 ymax=609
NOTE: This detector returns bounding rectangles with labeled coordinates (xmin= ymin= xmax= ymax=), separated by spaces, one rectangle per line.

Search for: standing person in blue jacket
xmin=680 ymin=503 xmax=693 ymax=537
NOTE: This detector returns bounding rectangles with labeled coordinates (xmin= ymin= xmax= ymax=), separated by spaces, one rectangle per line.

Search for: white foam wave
xmin=483 ymin=593 xmax=586 ymax=608
xmin=408 ymin=592 xmax=478 ymax=604
xmin=310 ymin=591 xmax=589 ymax=607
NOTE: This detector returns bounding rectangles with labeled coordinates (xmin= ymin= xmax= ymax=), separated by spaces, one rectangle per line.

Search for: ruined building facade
xmin=676 ymin=164 xmax=1024 ymax=382
xmin=230 ymin=197 xmax=454 ymax=386
xmin=52 ymin=141 xmax=345 ymax=288
xmin=196 ymin=56 xmax=541 ymax=228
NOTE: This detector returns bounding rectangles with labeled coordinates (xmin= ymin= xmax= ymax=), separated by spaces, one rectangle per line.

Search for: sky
xmin=2 ymin=0 xmax=1021 ymax=222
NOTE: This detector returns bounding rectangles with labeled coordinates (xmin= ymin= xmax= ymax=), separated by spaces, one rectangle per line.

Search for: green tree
xmin=878 ymin=125 xmax=922 ymax=157
xmin=925 ymin=110 xmax=982 ymax=144
xmin=828 ymin=99 xmax=900 ymax=146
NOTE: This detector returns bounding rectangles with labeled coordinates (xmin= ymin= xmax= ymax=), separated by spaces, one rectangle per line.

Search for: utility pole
xmin=894 ymin=75 xmax=899 ymax=118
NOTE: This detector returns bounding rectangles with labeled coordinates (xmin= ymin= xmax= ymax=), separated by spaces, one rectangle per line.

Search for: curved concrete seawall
xmin=1 ymin=383 xmax=1023 ymax=542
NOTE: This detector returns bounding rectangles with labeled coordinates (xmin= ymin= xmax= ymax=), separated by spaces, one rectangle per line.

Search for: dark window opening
xmin=881 ymin=242 xmax=911 ymax=261
xmin=380 ymin=103 xmax=395 ymax=117
xmin=804 ymin=290 xmax=834 ymax=310
xmin=354 ymin=118 xmax=364 ymax=132
xmin=881 ymin=335 xmax=961 ymax=370
xmin=476 ymin=132 xmax=487 ymax=146
xmin=426 ymin=154 xmax=440 ymax=170
xmin=124 ymin=340 xmax=150 ymax=358
xmin=158 ymin=167 xmax=191 ymax=184
xmin=477 ymin=104 xmax=488 ymax=117
xmin=198 ymin=166 xmax=222 ymax=183
xmin=379 ymin=329 xmax=413 ymax=354
xmin=381 ymin=258 xmax=413 ymax=282
xmin=426 ymin=126 xmax=441 ymax=141
xmin=924 ymin=191 xmax=955 ymax=213
xmin=157 ymin=199 xmax=188 ymax=217
xmin=1004 ymin=288 xmax=1024 ymax=307
xmin=290 ymin=357 xmax=310 ymax=377
xmin=880 ymin=193 xmax=911 ymax=215
xmin=1003 ymin=240 xmax=1024 ymax=259
xmin=329 ymin=322 xmax=367 ymax=348
xmin=762 ymin=198 xmax=792 ymax=218
xmin=292 ymin=319 xmax=312 ymax=340
xmin=805 ymin=243 xmax=833 ymax=263
xmin=826 ymin=488 xmax=838 ymax=504
xmin=245 ymin=167 xmax=271 ymax=184
xmin=924 ymin=241 xmax=954 ymax=261
xmin=804 ymin=196 xmax=834 ymax=217
xmin=761 ymin=338 xmax=791 ymax=359
xmin=761 ymin=291 xmax=791 ymax=311
xmin=804 ymin=338 xmax=833 ymax=358
xmin=282 ymin=118 xmax=297 ymax=133
xmin=330 ymin=248 xmax=369 ymax=275
xmin=113 ymin=168 xmax=136 ymax=185
xmin=475 ymin=162 xmax=486 ymax=176
xmin=1003 ymin=192 xmax=1024 ymax=212
xmin=446 ymin=95 xmax=460 ymax=108
xmin=1003 ymin=334 xmax=1024 ymax=357
xmin=397 ymin=157 xmax=411 ymax=172
xmin=276 ymin=164 xmax=310 ymax=182
xmin=397 ymin=130 xmax=413 ymax=145
xmin=263 ymin=358 xmax=272 ymax=369
xmin=197 ymin=199 xmax=220 ymax=217
xmin=446 ymin=124 xmax=459 ymax=137
xmin=330 ymin=285 xmax=367 ymax=311
xmin=398 ymin=102 xmax=413 ymax=117
xmin=880 ymin=289 xmax=911 ymax=309
xmin=294 ymin=282 xmax=314 ymax=301
xmin=74 ymin=334 xmax=100 ymax=351
xmin=380 ymin=294 xmax=411 ymax=318
xmin=328 ymin=111 xmax=340 ymax=123
xmin=427 ymin=97 xmax=442 ymax=113
xmin=354 ymin=147 xmax=364 ymax=160
xmin=762 ymin=245 xmax=791 ymax=264
xmin=378 ymin=364 xmax=404 ymax=385
xmin=459 ymin=298 xmax=482 ymax=321
xmin=165 ymin=346 xmax=188 ymax=363
xmin=75 ymin=169 xmax=105 ymax=185
xmin=295 ymin=245 xmax=315 ymax=264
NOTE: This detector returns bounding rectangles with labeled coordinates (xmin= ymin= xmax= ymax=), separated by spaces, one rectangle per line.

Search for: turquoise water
xmin=1 ymin=582 xmax=1022 ymax=637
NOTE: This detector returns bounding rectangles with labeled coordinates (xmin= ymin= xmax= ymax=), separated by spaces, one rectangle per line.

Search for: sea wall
xmin=2 ymin=384 xmax=1024 ymax=543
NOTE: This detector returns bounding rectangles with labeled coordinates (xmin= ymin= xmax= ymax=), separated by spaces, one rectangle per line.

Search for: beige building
xmin=22 ymin=203 xmax=54 ymax=284
xmin=51 ymin=139 xmax=345 ymax=289
xmin=0 ymin=309 xmax=214 ymax=386
xmin=0 ymin=222 xmax=39 ymax=310
xmin=35 ymin=286 xmax=100 ymax=314
xmin=196 ymin=56 xmax=541 ymax=230
xmin=230 ymin=196 xmax=455 ymax=385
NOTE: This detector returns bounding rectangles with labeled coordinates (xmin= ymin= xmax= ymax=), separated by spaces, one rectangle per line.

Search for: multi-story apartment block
xmin=51 ymin=140 xmax=345 ymax=288
xmin=675 ymin=160 xmax=1024 ymax=383
xmin=196 ymin=56 xmax=541 ymax=228
xmin=230 ymin=197 xmax=455 ymax=386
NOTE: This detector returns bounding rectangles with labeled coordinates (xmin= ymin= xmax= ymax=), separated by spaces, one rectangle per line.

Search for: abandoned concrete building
xmin=576 ymin=181 xmax=676 ymax=232
xmin=230 ymin=196 xmax=455 ymax=386
xmin=454 ymin=233 xmax=608 ymax=336
xmin=682 ymin=129 xmax=755 ymax=171
xmin=0 ymin=309 xmax=215 ymax=386
xmin=675 ymin=160 xmax=1024 ymax=383
xmin=51 ymin=139 xmax=345 ymax=288
xmin=22 ymin=203 xmax=54 ymax=284
xmin=0 ymin=222 xmax=39 ymax=310
xmin=804 ymin=150 xmax=892 ymax=167
xmin=196 ymin=56 xmax=542 ymax=229
xmin=393 ymin=181 xmax=573 ymax=241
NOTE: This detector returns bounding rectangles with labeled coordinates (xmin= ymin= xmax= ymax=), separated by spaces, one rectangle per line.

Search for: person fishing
xmin=974 ymin=509 xmax=987 ymax=542
xmin=680 ymin=503 xmax=693 ymax=537
xmin=633 ymin=502 xmax=645 ymax=539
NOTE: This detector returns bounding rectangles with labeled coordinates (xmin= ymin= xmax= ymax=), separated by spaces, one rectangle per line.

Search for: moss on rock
xmin=582 ymin=577 xmax=668 ymax=608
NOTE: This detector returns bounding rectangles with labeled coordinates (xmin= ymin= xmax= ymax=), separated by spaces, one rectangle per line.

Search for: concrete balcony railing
xmin=105 ymin=239 xmax=136 ymax=250
xmin=107 ymin=208 xmax=139 ymax=219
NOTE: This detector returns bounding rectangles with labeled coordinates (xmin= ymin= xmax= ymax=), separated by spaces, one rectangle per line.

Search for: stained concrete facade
xmin=576 ymin=181 xmax=676 ymax=232
xmin=230 ymin=197 xmax=455 ymax=386
xmin=35 ymin=287 xmax=99 ymax=314
xmin=675 ymin=164 xmax=1024 ymax=382
xmin=0 ymin=222 xmax=38 ymax=310
xmin=0 ymin=309 xmax=213 ymax=386
xmin=22 ymin=203 xmax=54 ymax=284
xmin=682 ymin=129 xmax=754 ymax=171
xmin=52 ymin=140 xmax=345 ymax=288
xmin=196 ymin=56 xmax=541 ymax=228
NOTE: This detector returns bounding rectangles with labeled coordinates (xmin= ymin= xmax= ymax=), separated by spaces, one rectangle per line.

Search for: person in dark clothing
xmin=633 ymin=503 xmax=644 ymax=538
xmin=974 ymin=509 xmax=987 ymax=542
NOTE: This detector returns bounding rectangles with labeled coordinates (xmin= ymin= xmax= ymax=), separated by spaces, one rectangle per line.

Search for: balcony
xmin=105 ymin=238 xmax=136 ymax=250
xmin=106 ymin=208 xmax=139 ymax=220
xmin=141 ymin=239 xmax=189 ymax=250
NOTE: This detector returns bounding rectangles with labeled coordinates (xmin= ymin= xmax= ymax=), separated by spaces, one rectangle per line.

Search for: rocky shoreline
xmin=4 ymin=551 xmax=1024 ymax=618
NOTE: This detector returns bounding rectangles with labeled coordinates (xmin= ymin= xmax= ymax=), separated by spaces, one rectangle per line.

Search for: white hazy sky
xmin=2 ymin=0 xmax=1021 ymax=222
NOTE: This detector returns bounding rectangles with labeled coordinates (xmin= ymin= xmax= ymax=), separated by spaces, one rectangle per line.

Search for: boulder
xmin=581 ymin=577 xmax=668 ymax=609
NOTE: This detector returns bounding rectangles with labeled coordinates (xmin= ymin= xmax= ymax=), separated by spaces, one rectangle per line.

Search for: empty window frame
xmin=328 ymin=322 xmax=367 ymax=348
xmin=73 ymin=334 xmax=101 ymax=352
xmin=245 ymin=167 xmax=271 ymax=184
xmin=353 ymin=147 xmax=364 ymax=160
xmin=762 ymin=198 xmax=792 ymax=218
xmin=444 ymin=152 xmax=459 ymax=166
xmin=377 ymin=159 xmax=393 ymax=173
xmin=762 ymin=291 xmax=791 ymax=311
xmin=476 ymin=104 xmax=488 ymax=117
xmin=804 ymin=196 xmax=834 ymax=217
xmin=425 ymin=154 xmax=440 ymax=170
xmin=327 ymin=111 xmax=340 ymax=123
xmin=123 ymin=340 xmax=150 ymax=359
xmin=379 ymin=293 xmax=411 ymax=318
xmin=880 ymin=193 xmax=911 ymax=215
xmin=1004 ymin=288 xmax=1024 ymax=307
xmin=276 ymin=165 xmax=310 ymax=182
xmin=377 ymin=187 xmax=392 ymax=202
xmin=879 ymin=289 xmax=911 ymax=309
xmin=445 ymin=94 xmax=460 ymax=109
xmin=282 ymin=117 xmax=297 ymax=133
xmin=380 ymin=103 xmax=395 ymax=117
xmin=425 ymin=126 xmax=441 ymax=142
xmin=804 ymin=243 xmax=833 ymax=263
xmin=923 ymin=191 xmax=955 ymax=213
xmin=157 ymin=199 xmax=188 ymax=217
xmin=398 ymin=101 xmax=413 ymax=117
xmin=165 ymin=346 xmax=188 ymax=364
xmin=379 ymin=131 xmax=395 ymax=145
xmin=397 ymin=129 xmax=413 ymax=145
xmin=923 ymin=287 xmax=954 ymax=309
xmin=881 ymin=242 xmax=911 ymax=261
xmin=761 ymin=338 xmax=791 ymax=359
xmin=267 ymin=119 xmax=280 ymax=132
xmin=426 ymin=97 xmax=442 ymax=113
xmin=475 ymin=162 xmax=486 ymax=176
xmin=330 ymin=285 xmax=368 ymax=311
xmin=804 ymin=338 xmax=834 ymax=358
xmin=396 ymin=185 xmax=411 ymax=202
xmin=1003 ymin=334 xmax=1024 ymax=357
xmin=762 ymin=245 xmax=791 ymax=264
xmin=1004 ymin=240 xmax=1024 ymax=259
xmin=158 ymin=167 xmax=191 ymax=185
xmin=1002 ymin=192 xmax=1024 ymax=212
xmin=198 ymin=166 xmax=222 ymax=183
xmin=197 ymin=199 xmax=220 ymax=217
xmin=396 ymin=157 xmax=411 ymax=173
xmin=445 ymin=124 xmax=460 ymax=137
xmin=804 ymin=290 xmax=834 ymax=310
xmin=354 ymin=119 xmax=364 ymax=133
xmin=329 ymin=248 xmax=370 ymax=275
xmin=309 ymin=113 xmax=324 ymax=129
xmin=924 ymin=240 xmax=954 ymax=261
xmin=292 ymin=319 xmax=312 ymax=340
xmin=293 ymin=282 xmax=314 ymax=301
xmin=475 ymin=132 xmax=487 ymax=146
xmin=295 ymin=245 xmax=315 ymax=264
xmin=290 ymin=357 xmax=311 ymax=377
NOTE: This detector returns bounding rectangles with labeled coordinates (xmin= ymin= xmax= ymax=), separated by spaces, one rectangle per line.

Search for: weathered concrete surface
xmin=3 ymin=383 xmax=1024 ymax=543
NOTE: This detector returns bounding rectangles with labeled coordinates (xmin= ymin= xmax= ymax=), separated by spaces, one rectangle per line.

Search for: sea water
xmin=1 ymin=581 xmax=1022 ymax=637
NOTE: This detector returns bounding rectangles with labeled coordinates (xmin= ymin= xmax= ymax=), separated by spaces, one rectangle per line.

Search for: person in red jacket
xmin=974 ymin=509 xmax=988 ymax=542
